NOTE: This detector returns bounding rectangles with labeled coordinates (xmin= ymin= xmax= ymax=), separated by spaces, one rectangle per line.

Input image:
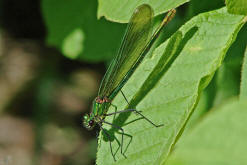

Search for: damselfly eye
xmin=89 ymin=120 xmax=94 ymax=126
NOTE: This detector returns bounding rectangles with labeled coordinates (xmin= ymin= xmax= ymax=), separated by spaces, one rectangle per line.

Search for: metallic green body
xmin=82 ymin=4 xmax=176 ymax=161
xmin=91 ymin=99 xmax=110 ymax=121
xmin=82 ymin=3 xmax=176 ymax=133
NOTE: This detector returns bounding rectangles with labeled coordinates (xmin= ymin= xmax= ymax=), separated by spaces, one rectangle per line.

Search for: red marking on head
xmin=95 ymin=96 xmax=111 ymax=104
xmin=95 ymin=96 xmax=104 ymax=104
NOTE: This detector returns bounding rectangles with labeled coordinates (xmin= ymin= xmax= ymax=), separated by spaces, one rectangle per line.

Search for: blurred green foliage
xmin=42 ymin=0 xmax=125 ymax=62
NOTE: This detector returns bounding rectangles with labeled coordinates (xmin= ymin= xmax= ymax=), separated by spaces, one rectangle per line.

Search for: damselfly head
xmin=83 ymin=114 xmax=95 ymax=130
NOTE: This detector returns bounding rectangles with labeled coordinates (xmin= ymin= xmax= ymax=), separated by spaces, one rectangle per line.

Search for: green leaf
xmin=213 ymin=63 xmax=240 ymax=106
xmin=97 ymin=0 xmax=189 ymax=23
xmin=226 ymin=0 xmax=247 ymax=15
xmin=240 ymin=46 xmax=247 ymax=100
xmin=183 ymin=90 xmax=208 ymax=130
xmin=96 ymin=8 xmax=245 ymax=165
xmin=187 ymin=0 xmax=224 ymax=18
xmin=213 ymin=23 xmax=247 ymax=105
xmin=41 ymin=0 xmax=125 ymax=62
xmin=166 ymin=98 xmax=247 ymax=165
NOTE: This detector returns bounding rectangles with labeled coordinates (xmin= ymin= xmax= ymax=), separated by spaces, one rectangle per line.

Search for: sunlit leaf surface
xmin=98 ymin=0 xmax=189 ymax=23
xmin=166 ymin=98 xmax=247 ymax=165
xmin=96 ymin=8 xmax=245 ymax=165
xmin=240 ymin=46 xmax=247 ymax=100
xmin=226 ymin=0 xmax=247 ymax=15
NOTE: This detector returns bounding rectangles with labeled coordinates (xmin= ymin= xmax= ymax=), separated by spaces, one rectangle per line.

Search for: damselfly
xmin=83 ymin=4 xmax=176 ymax=161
